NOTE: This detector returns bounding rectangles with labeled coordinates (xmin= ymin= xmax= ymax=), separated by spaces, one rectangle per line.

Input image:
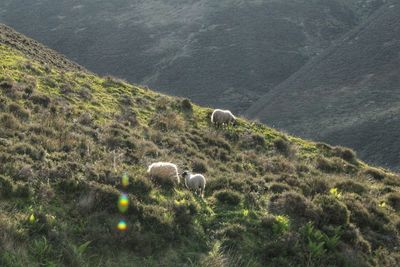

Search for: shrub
xmin=269 ymin=191 xmax=320 ymax=223
xmin=0 ymin=175 xmax=13 ymax=198
xmin=334 ymin=146 xmax=357 ymax=164
xmin=23 ymin=84 xmax=35 ymax=98
xmin=8 ymin=103 xmax=30 ymax=121
xmin=78 ymin=87 xmax=92 ymax=100
xmin=90 ymin=186 xmax=121 ymax=213
xmin=0 ymin=113 xmax=20 ymax=129
xmin=60 ymin=83 xmax=74 ymax=95
xmin=119 ymin=94 xmax=133 ymax=106
xmin=335 ymin=180 xmax=366 ymax=195
xmin=31 ymin=94 xmax=51 ymax=108
xmin=141 ymin=205 xmax=173 ymax=236
xmin=206 ymin=177 xmax=231 ymax=194
xmin=214 ymin=189 xmax=242 ymax=206
xmin=23 ymin=61 xmax=41 ymax=75
xmin=364 ymin=167 xmax=386 ymax=181
xmin=0 ymin=96 xmax=7 ymax=111
xmin=191 ymin=159 xmax=208 ymax=173
xmin=263 ymin=232 xmax=301 ymax=262
xmin=0 ymin=79 xmax=19 ymax=98
xmin=264 ymin=157 xmax=295 ymax=174
xmin=394 ymin=219 xmax=400 ymax=232
xmin=313 ymin=195 xmax=349 ymax=226
xmin=102 ymin=76 xmax=126 ymax=88
xmin=26 ymin=212 xmax=51 ymax=236
xmin=261 ymin=214 xmax=276 ymax=230
xmin=43 ymin=75 xmax=57 ymax=88
xmin=150 ymin=112 xmax=184 ymax=131
xmin=141 ymin=141 xmax=161 ymax=158
xmin=155 ymin=97 xmax=170 ymax=111
xmin=273 ymin=215 xmax=290 ymax=235
xmin=118 ymin=109 xmax=138 ymax=127
xmin=344 ymin=199 xmax=371 ymax=228
xmin=383 ymin=175 xmax=400 ymax=186
xmin=104 ymin=135 xmax=136 ymax=150
xmin=296 ymin=164 xmax=310 ymax=174
xmin=14 ymin=165 xmax=34 ymax=181
xmin=180 ymin=98 xmax=193 ymax=112
xmin=341 ymin=224 xmax=371 ymax=253
xmin=203 ymin=133 xmax=231 ymax=151
xmin=173 ymin=201 xmax=198 ymax=233
xmin=14 ymin=183 xmax=32 ymax=198
xmin=275 ymin=174 xmax=301 ymax=187
xmin=244 ymin=191 xmax=264 ymax=208
xmin=57 ymin=178 xmax=85 ymax=194
xmin=13 ymin=143 xmax=44 ymax=160
xmin=218 ymin=223 xmax=246 ymax=240
xmin=316 ymin=157 xmax=356 ymax=174
xmin=224 ymin=131 xmax=240 ymax=142
xmin=0 ymin=79 xmax=13 ymax=90
xmin=302 ymin=177 xmax=329 ymax=197
xmin=239 ymin=133 xmax=266 ymax=150
xmin=126 ymin=176 xmax=153 ymax=197
xmin=386 ymin=192 xmax=400 ymax=211
xmin=316 ymin=142 xmax=333 ymax=151
xmin=252 ymin=134 xmax=266 ymax=147
xmin=269 ymin=182 xmax=291 ymax=194
xmin=273 ymin=137 xmax=295 ymax=158
xmin=78 ymin=113 xmax=92 ymax=125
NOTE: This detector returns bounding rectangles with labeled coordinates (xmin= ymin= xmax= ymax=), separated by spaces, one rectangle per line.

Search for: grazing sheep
xmin=182 ymin=171 xmax=206 ymax=198
xmin=147 ymin=162 xmax=180 ymax=184
xmin=211 ymin=109 xmax=236 ymax=127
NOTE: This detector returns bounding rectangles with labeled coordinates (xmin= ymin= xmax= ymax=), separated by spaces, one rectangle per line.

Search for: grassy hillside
xmin=246 ymin=1 xmax=400 ymax=171
xmin=0 ymin=0 xmax=384 ymax=113
xmin=1 ymin=24 xmax=400 ymax=267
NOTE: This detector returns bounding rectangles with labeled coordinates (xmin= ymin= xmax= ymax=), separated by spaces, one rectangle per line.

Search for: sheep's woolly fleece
xmin=147 ymin=162 xmax=180 ymax=184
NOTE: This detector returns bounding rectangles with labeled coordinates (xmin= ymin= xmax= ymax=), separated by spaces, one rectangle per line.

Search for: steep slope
xmin=1 ymin=25 xmax=400 ymax=267
xmin=0 ymin=24 xmax=84 ymax=72
xmin=0 ymin=0 xmax=384 ymax=113
xmin=246 ymin=1 xmax=400 ymax=170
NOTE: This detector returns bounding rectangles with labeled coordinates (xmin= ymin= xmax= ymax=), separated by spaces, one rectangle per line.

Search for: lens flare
xmin=118 ymin=194 xmax=129 ymax=213
xmin=117 ymin=220 xmax=127 ymax=231
xmin=122 ymin=173 xmax=129 ymax=187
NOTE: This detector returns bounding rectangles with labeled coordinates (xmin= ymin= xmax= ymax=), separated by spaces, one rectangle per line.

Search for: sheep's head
xmin=181 ymin=171 xmax=190 ymax=179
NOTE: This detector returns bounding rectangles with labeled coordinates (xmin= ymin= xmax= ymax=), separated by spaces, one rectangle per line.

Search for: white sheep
xmin=211 ymin=109 xmax=237 ymax=127
xmin=182 ymin=171 xmax=206 ymax=198
xmin=147 ymin=162 xmax=180 ymax=185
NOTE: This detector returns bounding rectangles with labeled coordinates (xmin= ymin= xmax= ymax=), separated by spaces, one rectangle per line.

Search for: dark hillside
xmin=1 ymin=24 xmax=400 ymax=266
xmin=246 ymin=1 xmax=400 ymax=170
xmin=0 ymin=0 xmax=384 ymax=113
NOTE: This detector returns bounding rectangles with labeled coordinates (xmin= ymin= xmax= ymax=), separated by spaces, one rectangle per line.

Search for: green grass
xmin=0 ymin=40 xmax=400 ymax=267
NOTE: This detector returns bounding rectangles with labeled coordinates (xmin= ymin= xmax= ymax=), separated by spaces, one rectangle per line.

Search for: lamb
xmin=211 ymin=109 xmax=237 ymax=127
xmin=147 ymin=162 xmax=180 ymax=185
xmin=182 ymin=171 xmax=206 ymax=198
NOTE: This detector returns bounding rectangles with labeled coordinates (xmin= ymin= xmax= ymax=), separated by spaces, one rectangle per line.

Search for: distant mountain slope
xmin=246 ymin=1 xmax=400 ymax=170
xmin=0 ymin=0 xmax=384 ymax=113
xmin=1 ymin=24 xmax=400 ymax=266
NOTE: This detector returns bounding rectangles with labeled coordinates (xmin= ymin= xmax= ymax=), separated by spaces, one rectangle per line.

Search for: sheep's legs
xmin=199 ymin=188 xmax=204 ymax=198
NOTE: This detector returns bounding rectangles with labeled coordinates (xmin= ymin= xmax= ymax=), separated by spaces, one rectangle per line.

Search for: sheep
xmin=182 ymin=171 xmax=206 ymax=198
xmin=147 ymin=162 xmax=180 ymax=185
xmin=211 ymin=109 xmax=237 ymax=127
